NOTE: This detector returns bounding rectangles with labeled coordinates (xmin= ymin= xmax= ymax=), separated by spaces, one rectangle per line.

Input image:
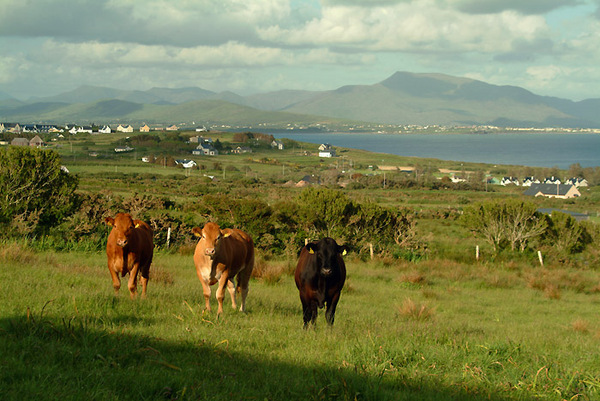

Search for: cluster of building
xmin=498 ymin=176 xmax=588 ymax=187
xmin=0 ymin=122 xmax=202 ymax=135
xmin=497 ymin=175 xmax=587 ymax=199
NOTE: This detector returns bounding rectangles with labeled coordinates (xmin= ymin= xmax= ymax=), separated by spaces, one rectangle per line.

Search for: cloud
xmin=448 ymin=0 xmax=583 ymax=15
xmin=0 ymin=0 xmax=283 ymax=47
xmin=259 ymin=3 xmax=552 ymax=55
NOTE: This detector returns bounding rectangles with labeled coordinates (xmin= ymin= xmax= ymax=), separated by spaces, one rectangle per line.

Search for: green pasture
xmin=1 ymin=244 xmax=600 ymax=400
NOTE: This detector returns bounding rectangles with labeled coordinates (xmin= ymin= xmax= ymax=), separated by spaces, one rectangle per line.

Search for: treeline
xmin=1 ymin=148 xmax=597 ymax=265
xmin=0 ymin=147 xmax=424 ymax=259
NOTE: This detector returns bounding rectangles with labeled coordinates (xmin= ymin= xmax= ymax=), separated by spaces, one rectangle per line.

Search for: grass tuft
xmin=251 ymin=258 xmax=286 ymax=285
xmin=0 ymin=241 xmax=38 ymax=264
xmin=571 ymin=319 xmax=590 ymax=334
xmin=397 ymin=298 xmax=435 ymax=321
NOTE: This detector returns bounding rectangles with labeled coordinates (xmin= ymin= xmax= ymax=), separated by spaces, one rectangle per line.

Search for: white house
xmin=271 ymin=140 xmax=284 ymax=150
xmin=501 ymin=176 xmax=520 ymax=186
xmin=543 ymin=176 xmax=561 ymax=185
xmin=319 ymin=150 xmax=336 ymax=158
xmin=116 ymin=124 xmax=134 ymax=133
xmin=522 ymin=176 xmax=540 ymax=187
xmin=98 ymin=125 xmax=112 ymax=134
xmin=175 ymin=159 xmax=197 ymax=169
xmin=566 ymin=177 xmax=588 ymax=187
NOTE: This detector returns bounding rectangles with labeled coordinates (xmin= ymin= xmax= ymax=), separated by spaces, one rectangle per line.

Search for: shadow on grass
xmin=0 ymin=313 xmax=536 ymax=401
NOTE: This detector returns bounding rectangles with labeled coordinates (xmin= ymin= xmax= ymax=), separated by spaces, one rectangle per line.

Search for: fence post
xmin=166 ymin=227 xmax=171 ymax=248
xmin=538 ymin=250 xmax=544 ymax=267
xmin=369 ymin=243 xmax=374 ymax=260
xmin=305 ymin=238 xmax=309 ymax=246
xmin=476 ymin=245 xmax=479 ymax=261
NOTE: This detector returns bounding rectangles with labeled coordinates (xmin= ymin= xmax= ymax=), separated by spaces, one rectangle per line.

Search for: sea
xmin=272 ymin=132 xmax=600 ymax=169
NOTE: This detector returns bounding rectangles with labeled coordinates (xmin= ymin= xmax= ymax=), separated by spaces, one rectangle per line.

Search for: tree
xmin=0 ymin=147 xmax=79 ymax=231
xmin=297 ymin=187 xmax=354 ymax=240
xmin=544 ymin=212 xmax=590 ymax=254
xmin=502 ymin=200 xmax=547 ymax=251
xmin=462 ymin=199 xmax=546 ymax=253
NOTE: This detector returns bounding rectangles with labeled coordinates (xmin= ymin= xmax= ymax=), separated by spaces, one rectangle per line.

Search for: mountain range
xmin=1 ymin=72 xmax=600 ymax=128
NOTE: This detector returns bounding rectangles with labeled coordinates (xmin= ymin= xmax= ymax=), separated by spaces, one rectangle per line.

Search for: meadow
xmin=1 ymin=129 xmax=600 ymax=400
xmin=1 ymin=242 xmax=600 ymax=400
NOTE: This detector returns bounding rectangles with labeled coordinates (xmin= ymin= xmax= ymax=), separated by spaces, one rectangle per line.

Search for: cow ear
xmin=133 ymin=220 xmax=142 ymax=228
xmin=223 ymin=232 xmax=231 ymax=238
xmin=105 ymin=217 xmax=115 ymax=226
xmin=192 ymin=227 xmax=203 ymax=237
xmin=307 ymin=243 xmax=317 ymax=254
xmin=339 ymin=245 xmax=348 ymax=256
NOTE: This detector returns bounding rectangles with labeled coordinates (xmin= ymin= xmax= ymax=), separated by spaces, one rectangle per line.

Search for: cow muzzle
xmin=117 ymin=239 xmax=128 ymax=248
xmin=320 ymin=267 xmax=333 ymax=277
xmin=204 ymin=248 xmax=215 ymax=258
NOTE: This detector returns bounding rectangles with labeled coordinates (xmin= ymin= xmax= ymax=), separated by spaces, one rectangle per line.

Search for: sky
xmin=1 ymin=0 xmax=600 ymax=101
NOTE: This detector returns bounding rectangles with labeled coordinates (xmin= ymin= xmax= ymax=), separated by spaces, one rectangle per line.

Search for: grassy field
xmin=1 ymin=243 xmax=600 ymax=400
xmin=2 ymin=129 xmax=600 ymax=400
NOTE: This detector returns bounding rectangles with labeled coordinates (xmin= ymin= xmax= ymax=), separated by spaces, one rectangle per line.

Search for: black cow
xmin=294 ymin=238 xmax=347 ymax=328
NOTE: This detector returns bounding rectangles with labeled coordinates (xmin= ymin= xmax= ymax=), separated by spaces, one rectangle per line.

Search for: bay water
xmin=273 ymin=132 xmax=600 ymax=169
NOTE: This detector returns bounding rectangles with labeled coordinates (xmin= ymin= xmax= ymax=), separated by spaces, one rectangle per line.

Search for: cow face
xmin=105 ymin=213 xmax=137 ymax=248
xmin=192 ymin=222 xmax=230 ymax=259
xmin=307 ymin=238 xmax=347 ymax=277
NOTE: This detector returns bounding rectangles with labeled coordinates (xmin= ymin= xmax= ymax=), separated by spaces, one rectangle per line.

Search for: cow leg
xmin=325 ymin=292 xmax=341 ymax=326
xmin=127 ymin=264 xmax=139 ymax=299
xmin=300 ymin=296 xmax=318 ymax=329
xmin=215 ymin=271 xmax=230 ymax=316
xmin=108 ymin=266 xmax=121 ymax=296
xmin=236 ymin=264 xmax=253 ymax=312
xmin=198 ymin=278 xmax=211 ymax=312
xmin=226 ymin=279 xmax=237 ymax=310
xmin=139 ymin=263 xmax=150 ymax=298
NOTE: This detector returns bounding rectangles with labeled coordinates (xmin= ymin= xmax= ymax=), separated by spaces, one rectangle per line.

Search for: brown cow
xmin=295 ymin=238 xmax=347 ymax=328
xmin=192 ymin=222 xmax=254 ymax=315
xmin=105 ymin=213 xmax=154 ymax=298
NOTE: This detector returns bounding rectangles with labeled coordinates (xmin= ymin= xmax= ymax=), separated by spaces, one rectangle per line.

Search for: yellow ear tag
xmin=193 ymin=231 xmax=202 ymax=237
xmin=342 ymin=249 xmax=347 ymax=256
xmin=308 ymin=248 xmax=314 ymax=254
xmin=224 ymin=233 xmax=231 ymax=238
xmin=135 ymin=223 xmax=141 ymax=228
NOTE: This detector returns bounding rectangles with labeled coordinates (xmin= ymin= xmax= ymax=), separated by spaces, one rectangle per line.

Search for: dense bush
xmin=0 ymin=147 xmax=79 ymax=234
xmin=461 ymin=199 xmax=563 ymax=254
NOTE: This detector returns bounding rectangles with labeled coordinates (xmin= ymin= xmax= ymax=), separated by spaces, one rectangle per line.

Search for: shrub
xmin=462 ymin=199 xmax=546 ymax=253
xmin=0 ymin=147 xmax=79 ymax=232
xmin=543 ymin=212 xmax=591 ymax=254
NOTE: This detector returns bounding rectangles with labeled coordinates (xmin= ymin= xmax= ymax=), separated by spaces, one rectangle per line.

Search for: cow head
xmin=306 ymin=238 xmax=347 ymax=277
xmin=192 ymin=222 xmax=230 ymax=260
xmin=105 ymin=213 xmax=139 ymax=248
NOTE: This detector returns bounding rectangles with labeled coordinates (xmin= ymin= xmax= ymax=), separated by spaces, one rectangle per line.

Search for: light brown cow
xmin=192 ymin=222 xmax=254 ymax=315
xmin=105 ymin=213 xmax=154 ymax=298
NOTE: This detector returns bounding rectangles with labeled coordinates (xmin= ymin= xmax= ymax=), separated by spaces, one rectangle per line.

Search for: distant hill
xmin=0 ymin=98 xmax=352 ymax=126
xmin=260 ymin=72 xmax=600 ymax=127
xmin=2 ymin=72 xmax=600 ymax=128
